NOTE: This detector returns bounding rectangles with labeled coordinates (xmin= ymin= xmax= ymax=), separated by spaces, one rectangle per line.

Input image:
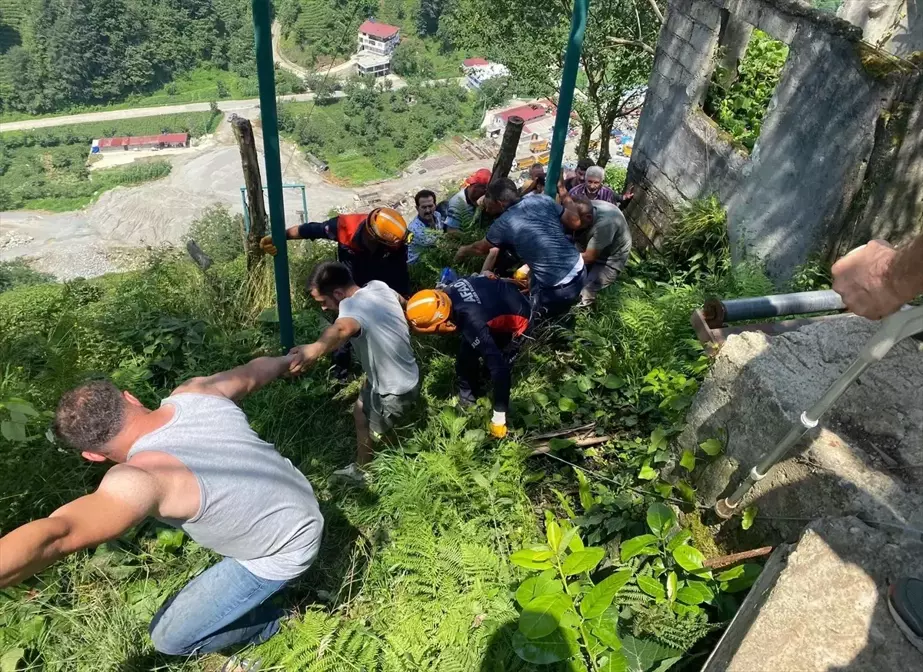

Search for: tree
xmin=441 ymin=0 xmax=660 ymax=166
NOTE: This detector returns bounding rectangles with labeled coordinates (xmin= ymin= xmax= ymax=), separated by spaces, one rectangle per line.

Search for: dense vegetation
xmin=0 ymin=0 xmax=261 ymax=116
xmin=278 ymin=79 xmax=483 ymax=184
xmin=0 ymin=111 xmax=222 ymax=211
xmin=0 ymin=198 xmax=774 ymax=670
xmin=704 ymin=30 xmax=789 ymax=152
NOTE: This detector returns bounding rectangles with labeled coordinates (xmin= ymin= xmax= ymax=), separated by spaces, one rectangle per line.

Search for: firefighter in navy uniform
xmin=261 ymin=208 xmax=411 ymax=377
xmin=405 ymin=275 xmax=532 ymax=439
xmin=260 ymin=207 xmax=412 ymax=296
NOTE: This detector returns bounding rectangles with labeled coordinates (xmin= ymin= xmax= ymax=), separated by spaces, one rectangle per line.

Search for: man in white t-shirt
xmin=289 ymin=262 xmax=420 ymax=482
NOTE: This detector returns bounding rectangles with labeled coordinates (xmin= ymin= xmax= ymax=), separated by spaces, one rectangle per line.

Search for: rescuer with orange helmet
xmin=261 ymin=207 xmax=412 ymax=296
xmin=406 ymin=274 xmax=532 ymax=439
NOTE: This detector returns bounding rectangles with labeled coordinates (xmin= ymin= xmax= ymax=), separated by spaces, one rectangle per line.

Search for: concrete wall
xmin=838 ymin=0 xmax=923 ymax=56
xmin=625 ymin=0 xmax=919 ymax=281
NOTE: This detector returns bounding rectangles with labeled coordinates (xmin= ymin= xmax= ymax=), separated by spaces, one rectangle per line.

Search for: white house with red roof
xmin=358 ymin=20 xmax=400 ymax=56
xmin=462 ymin=57 xmax=510 ymax=90
xmin=488 ymin=102 xmax=554 ymax=137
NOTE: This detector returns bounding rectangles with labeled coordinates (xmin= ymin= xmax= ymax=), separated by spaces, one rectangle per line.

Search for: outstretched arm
xmin=288 ymin=318 xmax=361 ymax=375
xmin=176 ymin=355 xmax=295 ymax=402
xmin=455 ymin=238 xmax=493 ymax=261
xmin=261 ymin=217 xmax=339 ymax=255
xmin=0 ymin=466 xmax=160 ymax=587
xmin=832 ymin=235 xmax=923 ymax=320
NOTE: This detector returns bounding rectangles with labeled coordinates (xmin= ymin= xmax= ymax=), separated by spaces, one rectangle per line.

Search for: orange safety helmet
xmin=367 ymin=207 xmax=409 ymax=248
xmin=406 ymin=289 xmax=456 ymax=334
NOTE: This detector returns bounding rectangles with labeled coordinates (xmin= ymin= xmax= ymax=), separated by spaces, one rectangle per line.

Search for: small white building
xmin=356 ymin=51 xmax=392 ymax=78
xmin=358 ymin=20 xmax=400 ymax=57
xmin=462 ymin=58 xmax=511 ymax=90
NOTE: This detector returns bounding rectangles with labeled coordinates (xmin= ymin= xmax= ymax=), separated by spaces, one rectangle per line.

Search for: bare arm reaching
xmin=0 ymin=465 xmax=161 ymax=587
xmin=455 ymin=238 xmax=493 ymax=261
xmin=176 ymin=355 xmax=295 ymax=402
xmin=288 ymin=318 xmax=362 ymax=375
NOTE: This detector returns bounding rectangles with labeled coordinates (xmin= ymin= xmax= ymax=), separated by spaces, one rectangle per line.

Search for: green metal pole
xmin=251 ymin=0 xmax=295 ymax=351
xmin=544 ymin=0 xmax=589 ymax=197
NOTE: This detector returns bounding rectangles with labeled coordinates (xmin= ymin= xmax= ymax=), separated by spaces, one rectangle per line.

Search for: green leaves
xmin=649 ymin=427 xmax=668 ymax=451
xmin=558 ymin=397 xmax=578 ymax=412
xmin=646 ymin=503 xmax=676 ymax=538
xmin=620 ymin=534 xmax=658 ymax=562
xmin=510 ymin=548 xmax=554 ymax=570
xmin=1 ymin=648 xmax=26 ymax=672
xmin=602 ymin=374 xmax=624 ymax=390
xmin=621 ymin=635 xmax=682 ymax=672
xmin=580 ymin=571 xmax=632 ymax=618
xmin=516 ymin=572 xmax=564 ymax=608
xmin=742 ymin=506 xmax=757 ymax=530
xmin=519 ymin=594 xmax=573 ymax=639
xmin=718 ymin=563 xmax=762 ymax=592
xmin=637 ymin=463 xmax=657 ymax=480
xmin=676 ymin=580 xmax=714 ymax=605
xmin=679 ymin=450 xmax=696 ymax=471
xmin=562 ymin=548 xmax=605 ymax=576
xmin=699 ymin=438 xmax=723 ymax=456
xmin=636 ymin=576 xmax=665 ymax=600
xmin=671 ymin=545 xmax=706 ymax=573
xmin=512 ymin=627 xmax=580 ymax=664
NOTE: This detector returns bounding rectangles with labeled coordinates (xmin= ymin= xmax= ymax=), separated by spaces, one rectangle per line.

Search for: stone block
xmin=756 ymin=8 xmax=798 ymax=43
xmin=732 ymin=0 xmax=762 ymax=28
xmin=679 ymin=317 xmax=923 ymax=537
xmin=689 ymin=21 xmax=719 ymax=53
xmin=688 ymin=0 xmax=723 ymax=26
xmin=671 ymin=11 xmax=696 ymax=43
xmin=703 ymin=517 xmax=923 ymax=671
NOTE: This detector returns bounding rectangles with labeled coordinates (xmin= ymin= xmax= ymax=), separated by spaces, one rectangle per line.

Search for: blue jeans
xmin=532 ymin=268 xmax=587 ymax=321
xmin=149 ymin=558 xmax=288 ymax=656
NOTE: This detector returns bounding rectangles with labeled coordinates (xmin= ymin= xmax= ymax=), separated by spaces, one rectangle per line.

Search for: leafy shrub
xmin=0 ymin=260 xmax=53 ymax=293
xmin=704 ymin=30 xmax=789 ymax=151
xmin=185 ymin=205 xmax=246 ymax=264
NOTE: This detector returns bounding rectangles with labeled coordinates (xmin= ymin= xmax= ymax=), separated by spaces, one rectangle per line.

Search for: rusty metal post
xmin=491 ymin=115 xmax=525 ymax=181
xmin=230 ymin=114 xmax=268 ymax=272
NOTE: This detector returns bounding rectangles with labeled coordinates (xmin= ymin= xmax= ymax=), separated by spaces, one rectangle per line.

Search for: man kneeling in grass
xmin=0 ymin=356 xmax=324 ymax=658
xmin=288 ymin=261 xmax=420 ymax=485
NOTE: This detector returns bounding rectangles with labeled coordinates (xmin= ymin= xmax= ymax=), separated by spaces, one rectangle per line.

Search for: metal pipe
xmin=704 ymin=290 xmax=845 ymax=328
xmin=251 ymin=0 xmax=295 ymax=351
xmin=492 ymin=115 xmax=524 ymax=182
xmin=544 ymin=0 xmax=589 ymax=197
xmin=716 ymin=305 xmax=923 ymax=518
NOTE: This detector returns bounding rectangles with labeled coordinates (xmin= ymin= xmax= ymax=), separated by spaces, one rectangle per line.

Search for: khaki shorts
xmin=360 ymin=381 xmax=420 ymax=436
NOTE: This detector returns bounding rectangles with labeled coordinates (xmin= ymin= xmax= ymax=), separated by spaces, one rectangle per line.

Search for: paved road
xmin=0 ymin=94 xmax=321 ymax=133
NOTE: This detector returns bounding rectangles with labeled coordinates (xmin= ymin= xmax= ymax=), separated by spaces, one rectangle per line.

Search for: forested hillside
xmin=0 ymin=0 xmax=256 ymax=115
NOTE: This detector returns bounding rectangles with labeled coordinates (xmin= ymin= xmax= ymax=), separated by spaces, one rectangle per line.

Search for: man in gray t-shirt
xmin=1 ymin=355 xmax=323 ymax=657
xmin=567 ymin=198 xmax=633 ymax=304
xmin=290 ymin=261 xmax=420 ymax=482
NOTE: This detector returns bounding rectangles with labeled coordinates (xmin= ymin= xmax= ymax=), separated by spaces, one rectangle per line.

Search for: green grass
xmin=278 ymin=84 xmax=482 ymax=186
xmin=0 ymin=204 xmax=772 ymax=670
xmin=0 ymin=112 xmax=220 ymax=211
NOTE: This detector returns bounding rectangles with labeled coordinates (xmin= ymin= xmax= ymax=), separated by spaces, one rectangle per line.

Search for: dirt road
xmin=0 ymin=114 xmax=491 ymax=279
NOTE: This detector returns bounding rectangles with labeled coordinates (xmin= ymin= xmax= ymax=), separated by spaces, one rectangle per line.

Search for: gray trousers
xmin=580 ymin=262 xmax=621 ymax=303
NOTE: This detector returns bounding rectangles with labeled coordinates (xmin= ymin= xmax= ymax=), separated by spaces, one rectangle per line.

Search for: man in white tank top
xmin=0 ymin=354 xmax=323 ymax=660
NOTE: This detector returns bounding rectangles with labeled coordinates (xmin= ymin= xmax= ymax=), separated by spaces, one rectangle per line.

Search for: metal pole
xmin=251 ymin=0 xmax=294 ymax=351
xmin=544 ymin=0 xmax=589 ymax=197
xmin=300 ymin=186 xmax=308 ymax=224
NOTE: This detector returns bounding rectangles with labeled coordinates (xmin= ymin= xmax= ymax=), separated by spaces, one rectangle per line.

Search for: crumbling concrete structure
xmin=624 ymin=0 xmax=923 ymax=281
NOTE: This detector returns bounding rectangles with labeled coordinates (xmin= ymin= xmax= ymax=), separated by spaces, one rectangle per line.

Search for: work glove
xmin=260 ymin=235 xmax=278 ymax=256
xmin=489 ymin=411 xmax=507 ymax=439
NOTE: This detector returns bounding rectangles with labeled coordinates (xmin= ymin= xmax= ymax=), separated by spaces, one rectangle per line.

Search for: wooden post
xmin=230 ymin=114 xmax=268 ymax=272
xmin=491 ymin=115 xmax=525 ymax=182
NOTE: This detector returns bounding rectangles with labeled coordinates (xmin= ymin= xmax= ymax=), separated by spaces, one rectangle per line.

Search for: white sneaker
xmin=330 ymin=463 xmax=367 ymax=486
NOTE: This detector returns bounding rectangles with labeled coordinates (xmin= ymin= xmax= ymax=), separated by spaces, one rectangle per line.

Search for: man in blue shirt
xmin=455 ymin=177 xmax=585 ymax=320
xmin=407 ymin=189 xmax=446 ymax=264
